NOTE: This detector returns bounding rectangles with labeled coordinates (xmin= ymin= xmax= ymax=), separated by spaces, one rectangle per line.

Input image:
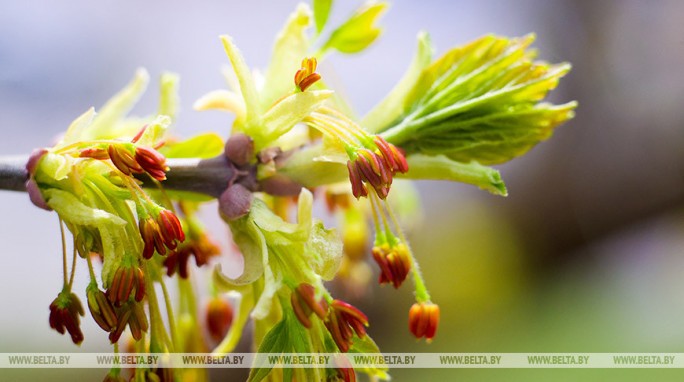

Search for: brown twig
xmin=0 ymin=155 xmax=238 ymax=198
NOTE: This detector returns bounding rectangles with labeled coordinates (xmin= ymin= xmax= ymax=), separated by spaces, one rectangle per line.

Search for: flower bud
xmin=26 ymin=148 xmax=47 ymax=175
xmin=218 ymin=184 xmax=253 ymax=221
xmin=26 ymin=178 xmax=51 ymax=211
xmin=224 ymin=133 xmax=254 ymax=167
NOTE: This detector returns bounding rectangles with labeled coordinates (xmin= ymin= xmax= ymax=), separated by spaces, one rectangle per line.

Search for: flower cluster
xmin=19 ymin=1 xmax=576 ymax=381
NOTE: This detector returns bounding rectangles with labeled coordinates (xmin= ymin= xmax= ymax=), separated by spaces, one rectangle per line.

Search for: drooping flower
xmin=163 ymin=233 xmax=220 ymax=278
xmin=371 ymin=242 xmax=411 ymax=289
xmin=324 ymin=300 xmax=369 ymax=353
xmin=408 ymin=302 xmax=440 ymax=342
xmin=49 ymin=291 xmax=85 ymax=345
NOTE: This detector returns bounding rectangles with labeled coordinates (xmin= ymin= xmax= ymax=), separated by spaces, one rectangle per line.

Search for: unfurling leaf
xmin=313 ymin=0 xmax=333 ymax=34
xmin=404 ymin=154 xmax=507 ymax=196
xmin=162 ymin=133 xmax=225 ymax=159
xmin=322 ymin=1 xmax=388 ymax=54
xmin=380 ymin=34 xmax=576 ymax=165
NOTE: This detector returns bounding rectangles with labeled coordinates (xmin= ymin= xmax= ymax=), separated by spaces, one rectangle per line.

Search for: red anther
xmin=291 ymin=283 xmax=328 ymax=328
xmin=131 ymin=125 xmax=148 ymax=143
xmin=295 ymin=57 xmax=321 ymax=91
xmin=79 ymin=147 xmax=110 ymax=160
xmin=135 ymin=146 xmax=168 ymax=181
xmin=298 ymin=73 xmax=321 ymax=92
xmin=157 ymin=209 xmax=185 ymax=247
xmin=346 ymin=160 xmax=368 ymax=199
xmin=87 ymin=287 xmax=117 ymax=333
xmin=408 ymin=302 xmax=440 ymax=342
xmin=107 ymin=266 xmax=145 ymax=306
xmin=108 ymin=144 xmax=143 ymax=175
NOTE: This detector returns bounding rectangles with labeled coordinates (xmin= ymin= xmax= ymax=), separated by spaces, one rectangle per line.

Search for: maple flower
xmin=408 ymin=302 xmax=440 ymax=342
xmin=49 ymin=291 xmax=85 ymax=345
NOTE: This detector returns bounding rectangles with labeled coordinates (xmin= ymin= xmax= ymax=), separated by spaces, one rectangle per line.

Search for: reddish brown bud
xmin=163 ymin=233 xmax=221 ymax=278
xmin=26 ymin=178 xmax=51 ymax=211
xmin=206 ymin=297 xmax=233 ymax=342
xmin=49 ymin=291 xmax=85 ymax=345
xmin=408 ymin=302 xmax=440 ymax=342
xmin=224 ymin=133 xmax=255 ymax=167
xmin=218 ymin=184 xmax=253 ymax=221
xmin=139 ymin=218 xmax=164 ymax=259
xmin=26 ymin=148 xmax=48 ymax=175
xmin=346 ymin=160 xmax=368 ymax=199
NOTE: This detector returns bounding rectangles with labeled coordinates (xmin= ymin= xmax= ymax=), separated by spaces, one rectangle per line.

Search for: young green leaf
xmin=403 ymin=154 xmax=507 ymax=196
xmin=313 ymin=0 xmax=333 ymax=34
xmin=192 ymin=89 xmax=246 ymax=119
xmin=247 ymin=318 xmax=289 ymax=382
xmin=260 ymin=90 xmax=333 ymax=146
xmin=85 ymin=68 xmax=149 ymax=140
xmin=348 ymin=334 xmax=390 ymax=380
xmin=362 ymin=31 xmax=433 ymax=133
xmin=321 ymin=1 xmax=388 ymax=54
xmin=161 ymin=133 xmax=225 ymax=159
xmin=262 ymin=4 xmax=312 ymax=108
xmin=220 ymin=35 xmax=261 ymax=129
xmin=380 ymin=34 xmax=576 ymax=165
xmin=157 ymin=72 xmax=179 ymax=121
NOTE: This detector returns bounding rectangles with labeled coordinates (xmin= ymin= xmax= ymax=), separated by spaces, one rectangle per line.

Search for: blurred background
xmin=2 ymin=0 xmax=684 ymax=380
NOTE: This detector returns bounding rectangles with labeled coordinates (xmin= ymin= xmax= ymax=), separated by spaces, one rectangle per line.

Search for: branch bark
xmin=0 ymin=155 xmax=237 ymax=198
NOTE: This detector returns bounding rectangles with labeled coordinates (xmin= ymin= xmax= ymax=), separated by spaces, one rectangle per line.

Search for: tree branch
xmin=0 ymin=155 xmax=237 ymax=198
